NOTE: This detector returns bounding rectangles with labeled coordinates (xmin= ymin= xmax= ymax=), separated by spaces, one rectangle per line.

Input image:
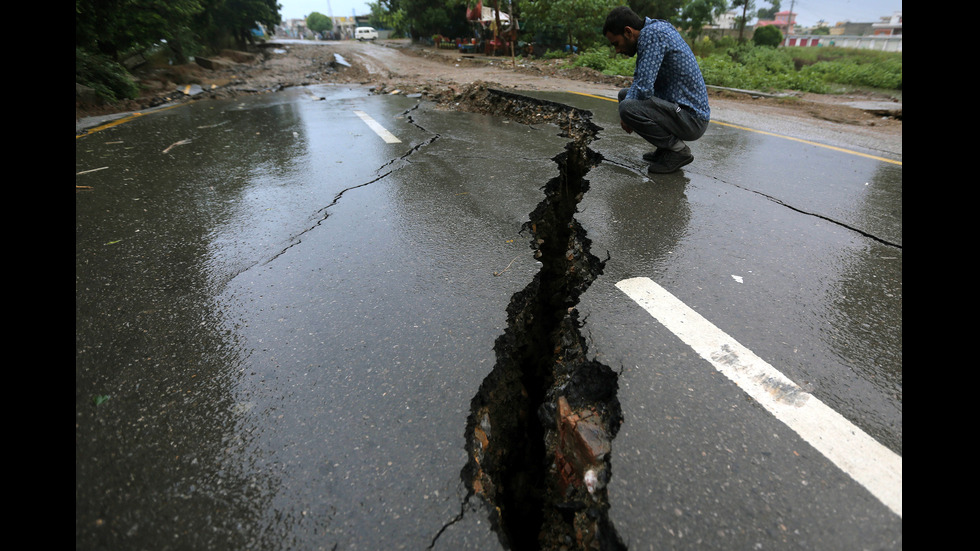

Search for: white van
xmin=355 ymin=27 xmax=378 ymax=41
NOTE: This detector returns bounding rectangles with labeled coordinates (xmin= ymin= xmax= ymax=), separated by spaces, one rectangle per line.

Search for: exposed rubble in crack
xmin=448 ymin=88 xmax=626 ymax=551
xmin=423 ymin=82 xmax=596 ymax=133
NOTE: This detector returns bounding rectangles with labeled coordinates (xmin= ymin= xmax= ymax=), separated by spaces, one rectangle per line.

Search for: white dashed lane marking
xmin=616 ymin=276 xmax=902 ymax=518
xmin=354 ymin=110 xmax=401 ymax=144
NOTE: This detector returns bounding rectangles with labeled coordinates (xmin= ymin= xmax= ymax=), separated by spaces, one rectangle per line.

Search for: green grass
xmin=568 ymin=42 xmax=902 ymax=95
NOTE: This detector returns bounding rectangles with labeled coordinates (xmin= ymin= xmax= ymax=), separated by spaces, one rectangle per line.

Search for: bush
xmin=699 ymin=47 xmax=830 ymax=93
xmin=800 ymin=59 xmax=902 ymax=90
xmin=601 ymin=55 xmax=636 ymax=76
xmin=691 ymin=35 xmax=737 ymax=57
xmin=571 ymin=47 xmax=612 ymax=71
xmin=698 ymin=54 xmax=753 ymax=88
xmin=714 ymin=36 xmax=738 ymax=50
xmin=76 ymin=48 xmax=140 ymax=103
xmin=753 ymin=25 xmax=783 ymax=48
xmin=737 ymin=45 xmax=796 ymax=74
xmin=561 ymin=37 xmax=901 ymax=95
xmin=570 ymin=46 xmax=635 ymax=76
xmin=690 ymin=36 xmax=716 ymax=58
xmin=785 ymin=46 xmax=902 ymax=90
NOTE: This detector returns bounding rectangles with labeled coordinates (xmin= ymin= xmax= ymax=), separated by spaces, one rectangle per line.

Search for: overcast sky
xmin=762 ymin=0 xmax=901 ymax=27
xmin=276 ymin=1 xmax=902 ymax=29
xmin=278 ymin=1 xmax=370 ymax=21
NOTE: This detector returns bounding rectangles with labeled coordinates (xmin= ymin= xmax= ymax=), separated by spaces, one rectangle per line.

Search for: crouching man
xmin=603 ymin=6 xmax=711 ymax=174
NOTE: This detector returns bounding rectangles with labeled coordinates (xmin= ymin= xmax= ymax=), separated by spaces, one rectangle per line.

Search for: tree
xmin=374 ymin=0 xmax=470 ymax=41
xmin=756 ymin=0 xmax=779 ymax=21
xmin=730 ymin=0 xmax=755 ymax=42
xmin=368 ymin=0 xmax=405 ymax=32
xmin=677 ymin=0 xmax=727 ymax=40
xmin=627 ymin=0 xmax=686 ymax=22
xmin=519 ymin=0 xmax=619 ymax=51
xmin=76 ymin=0 xmax=205 ymax=62
xmin=76 ymin=0 xmax=283 ymax=103
xmin=307 ymin=12 xmax=333 ymax=34
xmin=752 ymin=24 xmax=782 ymax=47
xmin=207 ymin=0 xmax=281 ymax=49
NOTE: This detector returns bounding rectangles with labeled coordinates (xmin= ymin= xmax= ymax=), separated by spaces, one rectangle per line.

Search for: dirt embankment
xmin=76 ymin=39 xmax=902 ymax=144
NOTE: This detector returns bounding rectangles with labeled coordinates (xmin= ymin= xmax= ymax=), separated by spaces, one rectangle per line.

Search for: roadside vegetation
xmin=76 ymin=0 xmax=281 ymax=103
xmin=77 ymin=0 xmax=902 ymax=107
xmin=372 ymin=1 xmax=900 ymax=97
xmin=698 ymin=43 xmax=902 ymax=95
xmin=568 ymin=36 xmax=902 ymax=96
xmin=379 ymin=0 xmax=900 ymax=97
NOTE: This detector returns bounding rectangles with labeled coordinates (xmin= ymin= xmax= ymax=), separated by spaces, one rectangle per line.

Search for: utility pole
xmin=788 ymin=0 xmax=796 ymax=36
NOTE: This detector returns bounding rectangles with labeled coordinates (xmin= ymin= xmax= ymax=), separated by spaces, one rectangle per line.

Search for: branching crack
xmin=455 ymin=89 xmax=626 ymax=551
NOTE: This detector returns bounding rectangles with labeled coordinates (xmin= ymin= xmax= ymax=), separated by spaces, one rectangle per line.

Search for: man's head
xmin=603 ymin=6 xmax=645 ymax=57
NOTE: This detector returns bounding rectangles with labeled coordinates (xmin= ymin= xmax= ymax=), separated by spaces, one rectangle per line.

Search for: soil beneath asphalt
xmin=75 ymin=39 xmax=902 ymax=156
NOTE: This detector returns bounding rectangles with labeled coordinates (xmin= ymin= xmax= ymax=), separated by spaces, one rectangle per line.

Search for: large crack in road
xmin=437 ymin=89 xmax=626 ymax=551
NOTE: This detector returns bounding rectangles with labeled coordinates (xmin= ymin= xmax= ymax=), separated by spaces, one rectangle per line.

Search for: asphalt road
xmin=76 ymin=84 xmax=901 ymax=550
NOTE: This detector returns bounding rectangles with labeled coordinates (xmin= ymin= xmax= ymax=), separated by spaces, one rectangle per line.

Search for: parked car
xmin=355 ymin=27 xmax=378 ymax=41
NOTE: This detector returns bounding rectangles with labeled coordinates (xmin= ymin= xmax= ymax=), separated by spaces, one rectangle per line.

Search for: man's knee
xmin=619 ymin=98 xmax=646 ymax=124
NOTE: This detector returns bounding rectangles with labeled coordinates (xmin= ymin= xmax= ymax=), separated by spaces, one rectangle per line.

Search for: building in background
xmin=829 ymin=21 xmax=872 ymax=36
xmin=707 ymin=10 xmax=740 ymax=30
xmin=277 ymin=18 xmax=309 ymax=38
xmin=787 ymin=11 xmax=902 ymax=51
xmin=756 ymin=10 xmax=797 ymax=35
xmin=872 ymin=12 xmax=902 ymax=36
xmin=332 ymin=16 xmax=357 ymax=39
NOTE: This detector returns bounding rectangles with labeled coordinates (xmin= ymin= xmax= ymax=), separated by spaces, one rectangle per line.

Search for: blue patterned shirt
xmin=625 ymin=18 xmax=710 ymax=121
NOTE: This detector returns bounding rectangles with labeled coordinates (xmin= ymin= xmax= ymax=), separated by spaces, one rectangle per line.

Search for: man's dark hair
xmin=603 ymin=6 xmax=645 ymax=36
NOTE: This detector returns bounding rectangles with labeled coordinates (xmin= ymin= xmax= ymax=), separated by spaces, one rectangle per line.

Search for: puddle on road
xmin=436 ymin=89 xmax=626 ymax=550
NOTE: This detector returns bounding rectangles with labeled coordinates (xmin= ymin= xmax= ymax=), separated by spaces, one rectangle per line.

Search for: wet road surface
xmin=76 ymin=84 xmax=901 ymax=549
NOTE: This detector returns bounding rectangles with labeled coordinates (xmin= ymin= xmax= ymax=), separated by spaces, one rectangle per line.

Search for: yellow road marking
xmin=76 ymin=103 xmax=184 ymax=138
xmin=568 ymin=91 xmax=617 ymax=102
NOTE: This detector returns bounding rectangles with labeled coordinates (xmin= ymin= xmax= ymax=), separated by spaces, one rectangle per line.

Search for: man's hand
xmin=620 ymin=119 xmax=633 ymax=134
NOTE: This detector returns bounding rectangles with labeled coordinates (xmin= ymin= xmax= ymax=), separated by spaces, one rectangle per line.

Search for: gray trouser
xmin=617 ymin=88 xmax=709 ymax=150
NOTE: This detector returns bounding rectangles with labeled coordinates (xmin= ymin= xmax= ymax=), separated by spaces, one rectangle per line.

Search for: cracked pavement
xmin=77 ymin=83 xmax=901 ymax=550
